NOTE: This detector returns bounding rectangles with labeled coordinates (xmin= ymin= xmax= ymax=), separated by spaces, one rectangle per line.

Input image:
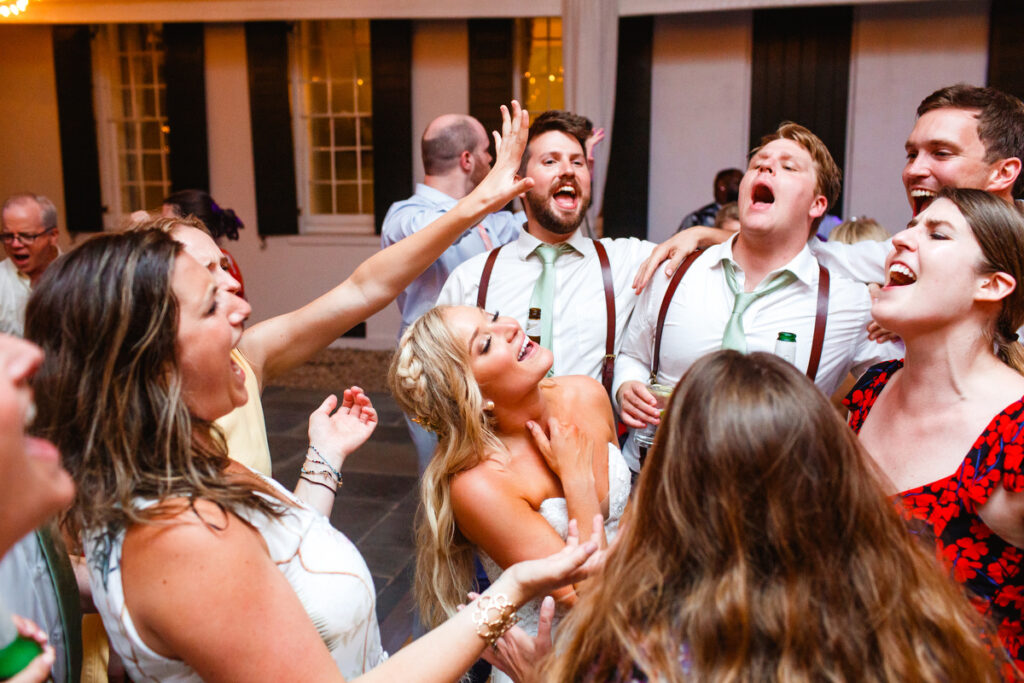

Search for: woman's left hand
xmin=526 ymin=418 xmax=594 ymax=481
xmin=307 ymin=387 xmax=377 ymax=470
xmin=474 ymin=595 xmax=554 ymax=683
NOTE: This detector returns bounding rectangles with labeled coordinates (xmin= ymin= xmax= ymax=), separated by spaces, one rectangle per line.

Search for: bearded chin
xmin=525 ymin=190 xmax=590 ymax=235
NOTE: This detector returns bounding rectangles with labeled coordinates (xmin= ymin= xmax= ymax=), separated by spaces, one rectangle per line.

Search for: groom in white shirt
xmin=615 ymin=123 xmax=902 ymax=473
xmin=437 ymin=110 xmax=653 ymax=383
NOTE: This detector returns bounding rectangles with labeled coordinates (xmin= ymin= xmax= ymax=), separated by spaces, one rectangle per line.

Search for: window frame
xmin=289 ymin=19 xmax=375 ymax=235
xmin=91 ymin=23 xmax=172 ymax=231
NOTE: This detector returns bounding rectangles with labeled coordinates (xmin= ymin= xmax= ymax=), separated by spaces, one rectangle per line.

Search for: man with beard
xmin=437 ymin=110 xmax=654 ymax=386
xmin=615 ymin=123 xmax=901 ymax=474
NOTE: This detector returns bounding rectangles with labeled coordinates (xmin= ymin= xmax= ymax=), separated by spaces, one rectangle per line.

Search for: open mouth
xmin=910 ymin=189 xmax=936 ymax=216
xmin=751 ymin=182 xmax=775 ymax=207
xmin=552 ymin=183 xmax=578 ymax=210
xmin=517 ymin=335 xmax=534 ymax=361
xmin=887 ymin=263 xmax=917 ymax=287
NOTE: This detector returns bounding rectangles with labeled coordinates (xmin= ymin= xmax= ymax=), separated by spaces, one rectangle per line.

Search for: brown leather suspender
xmin=476 ymin=246 xmax=502 ymax=309
xmin=475 ymin=240 xmax=616 ymax=395
xmin=651 ymin=249 xmax=703 ymax=382
xmin=805 ymin=264 xmax=830 ymax=381
xmin=652 ymin=254 xmax=830 ymax=382
xmin=593 ymin=241 xmax=616 ymax=395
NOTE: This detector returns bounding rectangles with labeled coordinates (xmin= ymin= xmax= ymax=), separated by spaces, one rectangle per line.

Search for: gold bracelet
xmin=471 ymin=593 xmax=519 ymax=646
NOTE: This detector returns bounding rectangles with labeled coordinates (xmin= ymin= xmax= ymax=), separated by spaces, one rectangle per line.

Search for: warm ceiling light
xmin=0 ymin=0 xmax=29 ymax=18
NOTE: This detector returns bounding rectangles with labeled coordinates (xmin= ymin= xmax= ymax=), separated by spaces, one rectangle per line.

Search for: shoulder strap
xmin=476 ymin=246 xmax=503 ymax=309
xmin=652 ymin=249 xmax=703 ymax=382
xmin=806 ymin=264 xmax=830 ymax=381
xmin=593 ymin=240 xmax=615 ymax=396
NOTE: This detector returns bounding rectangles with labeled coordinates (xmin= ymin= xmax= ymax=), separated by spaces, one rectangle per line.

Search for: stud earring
xmin=483 ymin=399 xmax=495 ymax=412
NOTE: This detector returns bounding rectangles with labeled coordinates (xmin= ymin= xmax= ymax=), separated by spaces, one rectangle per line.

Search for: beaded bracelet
xmin=306 ymin=445 xmax=343 ymax=485
xmin=471 ymin=593 xmax=519 ymax=646
xmin=299 ymin=466 xmax=339 ymax=491
xmin=299 ymin=474 xmax=337 ymax=495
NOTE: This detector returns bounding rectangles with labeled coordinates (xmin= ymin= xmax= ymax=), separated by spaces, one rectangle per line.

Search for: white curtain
xmin=562 ymin=0 xmax=619 ymax=232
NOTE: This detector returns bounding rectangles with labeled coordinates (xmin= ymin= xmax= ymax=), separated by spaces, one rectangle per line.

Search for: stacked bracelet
xmin=306 ymin=445 xmax=343 ymax=485
xmin=471 ymin=593 xmax=519 ymax=646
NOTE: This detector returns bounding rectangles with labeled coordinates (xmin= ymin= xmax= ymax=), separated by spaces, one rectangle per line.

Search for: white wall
xmin=648 ymin=11 xmax=752 ymax=244
xmin=0 ymin=25 xmax=69 ymax=249
xmin=844 ymin=0 xmax=989 ymax=233
xmin=411 ymin=20 xmax=469 ymax=186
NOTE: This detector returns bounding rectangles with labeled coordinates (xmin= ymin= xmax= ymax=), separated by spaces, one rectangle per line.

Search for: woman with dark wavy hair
xmin=849 ymin=188 xmax=1024 ymax=678
xmin=24 ymin=229 xmax=595 ymax=682
xmin=541 ymin=351 xmax=999 ymax=682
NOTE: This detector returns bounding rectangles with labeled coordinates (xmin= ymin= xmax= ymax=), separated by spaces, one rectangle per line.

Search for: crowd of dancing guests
xmin=4 ymin=86 xmax=1024 ymax=682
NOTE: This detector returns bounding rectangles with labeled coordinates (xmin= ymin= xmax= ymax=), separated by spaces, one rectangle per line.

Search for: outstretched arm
xmin=632 ymin=226 xmax=731 ymax=294
xmin=238 ymin=102 xmax=535 ymax=388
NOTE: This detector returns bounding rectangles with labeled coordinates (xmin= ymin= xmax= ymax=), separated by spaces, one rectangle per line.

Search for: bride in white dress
xmin=389 ymin=304 xmax=630 ymax=680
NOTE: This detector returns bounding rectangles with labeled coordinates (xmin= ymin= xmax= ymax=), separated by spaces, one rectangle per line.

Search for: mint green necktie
xmin=720 ymin=260 xmax=796 ymax=353
xmin=529 ymin=243 xmax=572 ymax=368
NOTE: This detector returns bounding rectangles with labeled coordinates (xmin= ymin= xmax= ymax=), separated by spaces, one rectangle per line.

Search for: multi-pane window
xmin=518 ymin=18 xmax=564 ymax=113
xmin=93 ymin=24 xmax=171 ymax=229
xmin=291 ymin=20 xmax=374 ymax=232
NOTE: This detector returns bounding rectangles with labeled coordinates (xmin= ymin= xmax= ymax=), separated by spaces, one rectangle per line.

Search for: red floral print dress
xmin=846 ymin=360 xmax=1024 ymax=678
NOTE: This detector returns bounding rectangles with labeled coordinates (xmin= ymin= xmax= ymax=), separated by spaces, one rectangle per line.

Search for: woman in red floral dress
xmin=847 ymin=188 xmax=1024 ymax=678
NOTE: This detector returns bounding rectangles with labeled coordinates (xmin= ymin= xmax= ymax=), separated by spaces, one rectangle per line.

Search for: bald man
xmin=381 ymin=114 xmax=523 ymax=469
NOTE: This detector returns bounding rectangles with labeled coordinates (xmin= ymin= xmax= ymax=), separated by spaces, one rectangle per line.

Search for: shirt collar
xmin=514 ymin=225 xmax=591 ymax=260
xmin=414 ymin=183 xmax=459 ymax=210
xmin=708 ymin=233 xmax=820 ymax=288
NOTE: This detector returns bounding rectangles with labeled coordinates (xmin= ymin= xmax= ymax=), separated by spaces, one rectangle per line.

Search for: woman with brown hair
xmin=23 ymin=229 xmax=596 ymax=682
xmin=849 ymin=188 xmax=1024 ymax=677
xmin=542 ymin=351 xmax=999 ymax=682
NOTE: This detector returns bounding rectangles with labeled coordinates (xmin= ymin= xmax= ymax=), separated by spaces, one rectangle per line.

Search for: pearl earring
xmin=484 ymin=399 xmax=495 ymax=412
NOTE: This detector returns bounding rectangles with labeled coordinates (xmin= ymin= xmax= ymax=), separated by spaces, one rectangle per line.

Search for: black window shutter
xmin=52 ymin=25 xmax=104 ymax=233
xmin=245 ymin=22 xmax=298 ymax=236
xmin=370 ymin=20 xmax=413 ymax=235
xmin=164 ymin=23 xmax=209 ymax=193
xmin=749 ymin=6 xmax=852 ymax=212
xmin=468 ymin=19 xmax=514 ymax=159
xmin=988 ymin=0 xmax=1024 ymax=101
xmin=604 ymin=16 xmax=653 ymax=240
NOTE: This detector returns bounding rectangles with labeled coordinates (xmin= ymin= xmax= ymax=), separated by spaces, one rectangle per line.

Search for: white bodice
xmin=85 ymin=474 xmax=386 ymax=682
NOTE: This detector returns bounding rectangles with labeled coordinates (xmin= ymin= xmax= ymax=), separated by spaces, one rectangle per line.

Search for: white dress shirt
xmin=809 ymin=237 xmax=890 ymax=283
xmin=0 ymin=257 xmax=32 ymax=337
xmin=437 ymin=228 xmax=654 ymax=381
xmin=614 ymin=234 xmax=903 ymax=472
xmin=381 ymin=184 xmax=523 ymax=338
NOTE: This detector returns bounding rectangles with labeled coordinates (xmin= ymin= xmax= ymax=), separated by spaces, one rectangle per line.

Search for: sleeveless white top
xmin=85 ymin=475 xmax=386 ymax=682
xmin=479 ymin=442 xmax=630 ymax=682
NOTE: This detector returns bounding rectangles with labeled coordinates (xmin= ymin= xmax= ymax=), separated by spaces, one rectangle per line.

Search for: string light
xmin=0 ymin=0 xmax=29 ymax=18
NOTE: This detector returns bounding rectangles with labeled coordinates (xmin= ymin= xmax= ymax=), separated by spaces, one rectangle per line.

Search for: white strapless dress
xmin=479 ymin=442 xmax=631 ymax=682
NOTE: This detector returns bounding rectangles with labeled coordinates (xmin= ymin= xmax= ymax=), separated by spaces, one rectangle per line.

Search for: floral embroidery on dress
xmin=846 ymin=360 xmax=1024 ymax=677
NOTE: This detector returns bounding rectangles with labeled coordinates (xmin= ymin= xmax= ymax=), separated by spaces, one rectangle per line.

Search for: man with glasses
xmin=0 ymin=193 xmax=59 ymax=336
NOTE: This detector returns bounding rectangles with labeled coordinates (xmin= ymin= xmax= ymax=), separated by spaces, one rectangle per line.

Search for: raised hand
xmin=306 ymin=387 xmax=378 ymax=470
xmin=474 ymin=101 xmax=534 ymax=212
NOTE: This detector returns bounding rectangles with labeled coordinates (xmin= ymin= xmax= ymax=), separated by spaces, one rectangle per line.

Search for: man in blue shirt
xmin=382 ymin=113 xmax=523 ymax=470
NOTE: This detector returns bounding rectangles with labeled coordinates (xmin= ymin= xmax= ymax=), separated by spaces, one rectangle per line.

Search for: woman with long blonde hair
xmin=389 ymin=305 xmax=629 ymax=666
xmin=543 ymin=351 xmax=1000 ymax=682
